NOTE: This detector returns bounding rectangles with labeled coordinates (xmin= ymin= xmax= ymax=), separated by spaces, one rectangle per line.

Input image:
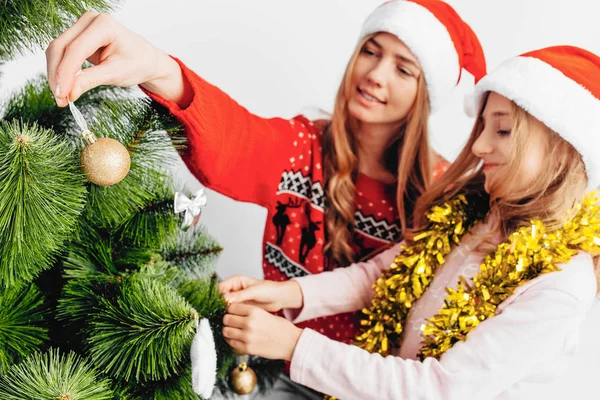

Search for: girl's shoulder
xmin=549 ymin=252 xmax=597 ymax=301
xmin=504 ymin=252 xmax=597 ymax=309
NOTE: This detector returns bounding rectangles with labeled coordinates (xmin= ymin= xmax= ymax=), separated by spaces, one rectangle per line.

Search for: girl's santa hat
xmin=473 ymin=45 xmax=600 ymax=189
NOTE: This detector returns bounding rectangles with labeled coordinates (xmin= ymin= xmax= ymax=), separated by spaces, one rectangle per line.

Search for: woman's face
xmin=347 ymin=33 xmax=421 ymax=130
xmin=472 ymin=92 xmax=547 ymax=194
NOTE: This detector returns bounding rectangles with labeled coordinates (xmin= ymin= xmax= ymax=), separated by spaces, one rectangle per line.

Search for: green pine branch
xmin=57 ymin=224 xmax=124 ymax=347
xmin=0 ymin=284 xmax=48 ymax=375
xmin=113 ymin=247 xmax=165 ymax=272
xmin=146 ymin=98 xmax=187 ymax=151
xmin=115 ymin=273 xmax=236 ymax=399
xmin=177 ymin=275 xmax=226 ymax=320
xmin=64 ymin=222 xmax=120 ymax=278
xmin=118 ymin=182 xmax=180 ymax=250
xmin=3 ymin=75 xmax=183 ymax=231
xmin=122 ymin=367 xmax=202 ymax=400
xmin=82 ymin=98 xmax=181 ymax=229
xmin=58 ymin=224 xmax=174 ymax=330
xmin=58 ymin=271 xmax=121 ymax=328
xmin=0 ymin=349 xmax=114 ymax=400
xmin=57 ymin=272 xmax=122 ymax=357
xmin=3 ymin=73 xmax=188 ymax=236
xmin=178 ymin=275 xmax=236 ymax=381
xmin=0 ymin=0 xmax=122 ymax=60
xmin=2 ymin=75 xmax=131 ymax=144
xmin=163 ymin=228 xmax=223 ymax=279
xmin=0 ymin=120 xmax=87 ymax=288
xmin=3 ymin=74 xmax=185 ymax=150
xmin=88 ymin=274 xmax=197 ymax=382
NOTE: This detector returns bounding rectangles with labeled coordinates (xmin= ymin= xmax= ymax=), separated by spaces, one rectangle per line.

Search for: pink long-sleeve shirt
xmin=286 ymin=220 xmax=598 ymax=399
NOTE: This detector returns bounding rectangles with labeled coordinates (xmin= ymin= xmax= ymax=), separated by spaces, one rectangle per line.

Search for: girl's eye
xmin=398 ymin=67 xmax=412 ymax=76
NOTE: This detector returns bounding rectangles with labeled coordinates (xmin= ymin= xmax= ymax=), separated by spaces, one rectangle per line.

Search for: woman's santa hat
xmin=359 ymin=0 xmax=487 ymax=113
xmin=473 ymin=45 xmax=600 ymax=189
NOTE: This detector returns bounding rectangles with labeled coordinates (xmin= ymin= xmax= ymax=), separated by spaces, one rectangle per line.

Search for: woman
xmin=221 ymin=45 xmax=600 ymax=399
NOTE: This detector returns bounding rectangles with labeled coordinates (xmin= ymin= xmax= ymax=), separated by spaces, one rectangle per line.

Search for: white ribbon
xmin=68 ymin=99 xmax=98 ymax=142
xmin=174 ymin=188 xmax=207 ymax=231
xmin=191 ymin=317 xmax=217 ymax=399
xmin=68 ymin=99 xmax=89 ymax=133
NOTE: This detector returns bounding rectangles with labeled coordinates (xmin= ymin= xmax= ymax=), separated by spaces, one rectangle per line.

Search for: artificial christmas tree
xmin=0 ymin=1 xmax=282 ymax=398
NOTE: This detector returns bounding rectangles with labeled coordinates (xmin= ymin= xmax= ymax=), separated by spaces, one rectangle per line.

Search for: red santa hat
xmin=359 ymin=0 xmax=486 ymax=113
xmin=472 ymin=45 xmax=600 ymax=190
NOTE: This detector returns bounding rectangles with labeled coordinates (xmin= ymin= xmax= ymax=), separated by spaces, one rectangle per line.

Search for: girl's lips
xmin=483 ymin=163 xmax=500 ymax=172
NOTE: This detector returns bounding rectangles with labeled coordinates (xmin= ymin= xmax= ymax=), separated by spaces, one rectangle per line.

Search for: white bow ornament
xmin=174 ymin=188 xmax=207 ymax=231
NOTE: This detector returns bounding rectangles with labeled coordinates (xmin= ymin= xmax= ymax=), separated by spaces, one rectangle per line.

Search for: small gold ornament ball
xmin=230 ymin=362 xmax=257 ymax=395
xmin=80 ymin=137 xmax=130 ymax=186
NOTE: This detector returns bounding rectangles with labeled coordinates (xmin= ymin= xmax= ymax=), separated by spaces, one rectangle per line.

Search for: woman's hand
xmin=218 ymin=275 xmax=303 ymax=313
xmin=223 ymin=303 xmax=303 ymax=361
xmin=45 ymin=11 xmax=191 ymax=107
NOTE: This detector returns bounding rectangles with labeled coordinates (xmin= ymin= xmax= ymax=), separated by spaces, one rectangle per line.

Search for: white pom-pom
xmin=191 ymin=318 xmax=217 ymax=399
xmin=464 ymin=90 xmax=479 ymax=117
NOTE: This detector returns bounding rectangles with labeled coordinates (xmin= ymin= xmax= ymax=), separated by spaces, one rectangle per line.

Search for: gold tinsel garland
xmin=354 ymin=194 xmax=487 ymax=355
xmin=419 ymin=192 xmax=600 ymax=359
xmin=355 ymin=192 xmax=600 ymax=362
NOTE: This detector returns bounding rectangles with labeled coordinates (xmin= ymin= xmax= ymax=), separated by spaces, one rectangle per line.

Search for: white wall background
xmin=1 ymin=0 xmax=599 ymax=398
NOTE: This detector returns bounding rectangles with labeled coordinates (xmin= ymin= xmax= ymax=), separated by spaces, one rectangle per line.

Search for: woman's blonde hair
xmin=413 ymin=92 xmax=600 ymax=284
xmin=323 ymin=33 xmax=431 ymax=268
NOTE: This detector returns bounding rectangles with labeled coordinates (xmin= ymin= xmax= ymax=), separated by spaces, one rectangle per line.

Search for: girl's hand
xmin=218 ymin=275 xmax=303 ymax=313
xmin=223 ymin=303 xmax=302 ymax=361
xmin=218 ymin=275 xmax=261 ymax=296
xmin=45 ymin=11 xmax=191 ymax=107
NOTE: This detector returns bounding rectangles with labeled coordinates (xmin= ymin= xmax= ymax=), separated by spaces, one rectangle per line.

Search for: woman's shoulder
xmin=289 ymin=115 xmax=329 ymax=136
xmin=431 ymin=151 xmax=451 ymax=181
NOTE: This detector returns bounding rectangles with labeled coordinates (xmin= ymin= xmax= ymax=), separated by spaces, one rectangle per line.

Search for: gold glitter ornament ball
xmin=230 ymin=362 xmax=257 ymax=395
xmin=80 ymin=137 xmax=130 ymax=186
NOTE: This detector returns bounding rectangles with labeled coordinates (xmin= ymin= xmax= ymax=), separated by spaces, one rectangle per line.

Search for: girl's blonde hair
xmin=323 ymin=33 xmax=431 ymax=268
xmin=413 ymin=92 xmax=600 ymax=285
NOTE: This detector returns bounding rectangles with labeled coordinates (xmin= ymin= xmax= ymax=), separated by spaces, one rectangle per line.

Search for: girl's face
xmin=347 ymin=33 xmax=421 ymax=130
xmin=472 ymin=92 xmax=546 ymax=194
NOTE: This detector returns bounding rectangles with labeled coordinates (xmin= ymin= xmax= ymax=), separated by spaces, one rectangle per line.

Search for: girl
xmin=221 ymin=45 xmax=600 ymax=399
xmin=46 ymin=0 xmax=485 ymax=348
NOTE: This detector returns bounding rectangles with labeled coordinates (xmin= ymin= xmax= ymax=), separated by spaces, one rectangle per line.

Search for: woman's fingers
xmin=46 ymin=11 xmax=100 ymax=102
xmin=53 ymin=13 xmax=119 ymax=104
